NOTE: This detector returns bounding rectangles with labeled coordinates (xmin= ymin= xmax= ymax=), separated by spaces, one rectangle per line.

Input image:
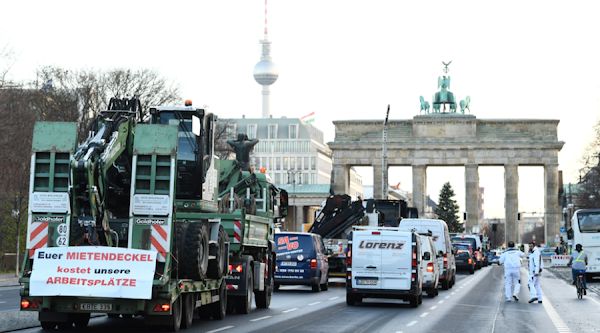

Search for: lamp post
xmin=11 ymin=195 xmax=21 ymax=277
xmin=287 ymin=170 xmax=302 ymax=231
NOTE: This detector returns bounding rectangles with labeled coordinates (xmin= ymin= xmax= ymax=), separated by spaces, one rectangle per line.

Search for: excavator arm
xmin=70 ymin=100 xmax=139 ymax=246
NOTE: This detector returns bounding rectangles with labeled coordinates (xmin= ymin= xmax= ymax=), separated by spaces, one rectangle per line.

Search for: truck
xmin=19 ymin=99 xmax=287 ymax=331
xmin=309 ymin=195 xmax=414 ymax=277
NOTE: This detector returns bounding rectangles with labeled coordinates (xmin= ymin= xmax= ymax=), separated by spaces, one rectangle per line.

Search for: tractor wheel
xmin=183 ymin=221 xmax=209 ymax=280
xmin=173 ymin=222 xmax=188 ymax=278
xmin=208 ymin=226 xmax=229 ymax=279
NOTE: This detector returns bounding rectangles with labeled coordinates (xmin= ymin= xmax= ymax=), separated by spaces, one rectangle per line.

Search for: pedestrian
xmin=528 ymin=242 xmax=544 ymax=303
xmin=499 ymin=240 xmax=525 ymax=302
xmin=555 ymin=247 xmax=560 ymax=255
xmin=567 ymin=243 xmax=588 ymax=295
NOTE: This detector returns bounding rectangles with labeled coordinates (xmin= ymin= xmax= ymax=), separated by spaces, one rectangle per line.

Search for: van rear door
xmin=380 ymin=231 xmax=412 ymax=290
xmin=351 ymin=231 xmax=382 ymax=290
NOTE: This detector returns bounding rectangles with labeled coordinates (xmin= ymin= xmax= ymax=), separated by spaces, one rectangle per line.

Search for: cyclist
xmin=567 ymin=244 xmax=588 ymax=295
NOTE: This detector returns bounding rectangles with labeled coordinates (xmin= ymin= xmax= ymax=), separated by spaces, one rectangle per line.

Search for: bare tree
xmin=0 ymin=89 xmax=36 ymax=254
xmin=214 ymin=118 xmax=236 ymax=160
xmin=0 ymin=42 xmax=16 ymax=88
xmin=34 ymin=66 xmax=182 ymax=139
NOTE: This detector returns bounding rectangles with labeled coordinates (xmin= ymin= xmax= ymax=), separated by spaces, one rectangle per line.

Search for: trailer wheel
xmin=210 ymin=279 xmax=227 ymax=320
xmin=235 ymin=261 xmax=253 ymax=314
xmin=208 ymin=226 xmax=229 ymax=279
xmin=256 ymin=252 xmax=274 ymax=309
xmin=441 ymin=275 xmax=449 ymax=290
xmin=184 ymin=221 xmax=209 ymax=280
xmin=40 ymin=321 xmax=57 ymax=330
xmin=169 ymin=296 xmax=182 ymax=332
xmin=181 ymin=293 xmax=195 ymax=329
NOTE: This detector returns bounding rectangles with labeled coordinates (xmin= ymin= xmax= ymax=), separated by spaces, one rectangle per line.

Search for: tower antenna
xmin=264 ymin=0 xmax=268 ymax=41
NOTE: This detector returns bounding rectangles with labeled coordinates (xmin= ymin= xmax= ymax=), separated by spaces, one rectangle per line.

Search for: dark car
xmin=455 ymin=250 xmax=476 ymax=274
xmin=274 ymin=232 xmax=329 ymax=292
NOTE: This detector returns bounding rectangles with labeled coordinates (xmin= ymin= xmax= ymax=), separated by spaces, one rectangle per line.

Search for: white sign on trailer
xmin=31 ymin=192 xmax=70 ymax=213
xmin=30 ymin=247 xmax=157 ymax=299
xmin=132 ymin=194 xmax=170 ymax=216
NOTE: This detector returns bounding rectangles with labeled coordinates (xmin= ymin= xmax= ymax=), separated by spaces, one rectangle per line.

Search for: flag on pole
xmin=391 ymin=181 xmax=401 ymax=190
xmin=300 ymin=112 xmax=315 ymax=123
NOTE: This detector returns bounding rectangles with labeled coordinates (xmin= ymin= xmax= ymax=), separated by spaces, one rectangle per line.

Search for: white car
xmin=420 ymin=234 xmax=440 ymax=298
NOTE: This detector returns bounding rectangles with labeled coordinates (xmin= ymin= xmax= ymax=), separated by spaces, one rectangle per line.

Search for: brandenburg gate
xmin=328 ymin=62 xmax=565 ymax=245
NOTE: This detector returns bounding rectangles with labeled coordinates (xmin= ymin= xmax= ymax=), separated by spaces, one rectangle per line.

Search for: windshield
xmin=578 ymin=211 xmax=600 ymax=232
xmin=159 ymin=113 xmax=196 ymax=162
xmin=454 ymin=243 xmax=472 ymax=253
xmin=457 ymin=251 xmax=470 ymax=258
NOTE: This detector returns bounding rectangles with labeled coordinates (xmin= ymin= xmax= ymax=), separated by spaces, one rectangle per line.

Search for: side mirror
xmin=327 ymin=249 xmax=333 ymax=255
xmin=453 ymin=247 xmax=458 ymax=254
xmin=192 ymin=115 xmax=201 ymax=136
xmin=423 ymin=252 xmax=431 ymax=261
xmin=437 ymin=251 xmax=443 ymax=258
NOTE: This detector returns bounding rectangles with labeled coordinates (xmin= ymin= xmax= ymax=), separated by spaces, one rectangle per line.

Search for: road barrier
xmin=551 ymin=255 xmax=570 ymax=267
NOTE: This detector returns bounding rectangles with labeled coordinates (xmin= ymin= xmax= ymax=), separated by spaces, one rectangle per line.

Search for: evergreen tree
xmin=434 ymin=182 xmax=463 ymax=233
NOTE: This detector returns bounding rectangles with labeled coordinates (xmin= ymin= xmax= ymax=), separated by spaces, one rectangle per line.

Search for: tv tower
xmin=253 ymin=0 xmax=279 ymax=118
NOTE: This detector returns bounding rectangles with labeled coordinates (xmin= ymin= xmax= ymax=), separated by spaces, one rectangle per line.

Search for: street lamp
xmin=287 ymin=170 xmax=302 ymax=231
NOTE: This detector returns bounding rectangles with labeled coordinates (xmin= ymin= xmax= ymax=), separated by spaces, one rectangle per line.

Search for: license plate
xmin=357 ymin=279 xmax=378 ymax=285
xmin=456 ymin=260 xmax=465 ymax=263
xmin=80 ymin=303 xmax=112 ymax=311
xmin=281 ymin=261 xmax=297 ymax=266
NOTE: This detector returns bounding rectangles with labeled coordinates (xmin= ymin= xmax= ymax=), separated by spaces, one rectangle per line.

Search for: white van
xmin=420 ymin=234 xmax=440 ymax=298
xmin=346 ymin=226 xmax=423 ymax=307
xmin=399 ymin=219 xmax=456 ymax=290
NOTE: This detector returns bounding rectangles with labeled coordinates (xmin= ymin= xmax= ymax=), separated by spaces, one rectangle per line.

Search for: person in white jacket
xmin=499 ymin=241 xmax=525 ymax=301
xmin=528 ymin=242 xmax=544 ymax=303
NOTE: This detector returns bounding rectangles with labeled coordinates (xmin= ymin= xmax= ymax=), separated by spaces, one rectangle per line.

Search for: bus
xmin=571 ymin=209 xmax=600 ymax=279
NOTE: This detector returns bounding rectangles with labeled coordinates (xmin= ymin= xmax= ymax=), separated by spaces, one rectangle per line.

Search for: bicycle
xmin=575 ymin=272 xmax=585 ymax=299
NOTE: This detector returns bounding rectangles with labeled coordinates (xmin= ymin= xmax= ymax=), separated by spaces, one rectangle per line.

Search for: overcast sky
xmin=1 ymin=1 xmax=599 ymax=220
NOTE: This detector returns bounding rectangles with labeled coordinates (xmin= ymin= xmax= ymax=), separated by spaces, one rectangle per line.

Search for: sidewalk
xmin=0 ymin=272 xmax=21 ymax=287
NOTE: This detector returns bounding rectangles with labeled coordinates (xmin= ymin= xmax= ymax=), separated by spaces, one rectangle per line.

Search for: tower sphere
xmin=253 ymin=60 xmax=279 ymax=85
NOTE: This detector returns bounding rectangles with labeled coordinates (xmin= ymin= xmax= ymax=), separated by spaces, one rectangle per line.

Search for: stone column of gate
xmin=331 ymin=164 xmax=350 ymax=196
xmin=504 ymin=164 xmax=519 ymax=245
xmin=373 ymin=164 xmax=388 ymax=200
xmin=296 ymin=205 xmax=305 ymax=232
xmin=545 ymin=163 xmax=560 ymax=245
xmin=465 ymin=164 xmax=480 ymax=234
xmin=412 ymin=165 xmax=427 ymax=217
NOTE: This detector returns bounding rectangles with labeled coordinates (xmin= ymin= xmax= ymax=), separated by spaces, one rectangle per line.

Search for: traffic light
xmin=463 ymin=212 xmax=468 ymax=221
xmin=517 ymin=212 xmax=522 ymax=221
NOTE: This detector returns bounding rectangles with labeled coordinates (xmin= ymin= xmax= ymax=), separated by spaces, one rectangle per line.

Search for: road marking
xmin=0 ymin=301 xmax=5 ymax=304
xmin=451 ymin=292 xmax=455 ymax=295
xmin=540 ymin=291 xmax=572 ymax=333
xmin=206 ymin=326 xmax=234 ymax=333
xmin=438 ymin=300 xmax=444 ymax=304
xmin=308 ymin=301 xmax=321 ymax=306
xmin=445 ymin=296 xmax=450 ymax=299
xmin=328 ymin=296 xmax=339 ymax=300
xmin=420 ymin=312 xmax=428 ymax=317
xmin=250 ymin=316 xmax=271 ymax=322
xmin=406 ymin=321 xmax=418 ymax=327
xmin=282 ymin=308 xmax=298 ymax=313
xmin=430 ymin=306 xmax=437 ymax=310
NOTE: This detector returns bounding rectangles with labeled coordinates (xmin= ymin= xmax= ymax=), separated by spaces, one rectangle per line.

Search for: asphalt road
xmin=0 ymin=286 xmax=21 ymax=312
xmin=12 ymin=265 xmax=600 ymax=333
